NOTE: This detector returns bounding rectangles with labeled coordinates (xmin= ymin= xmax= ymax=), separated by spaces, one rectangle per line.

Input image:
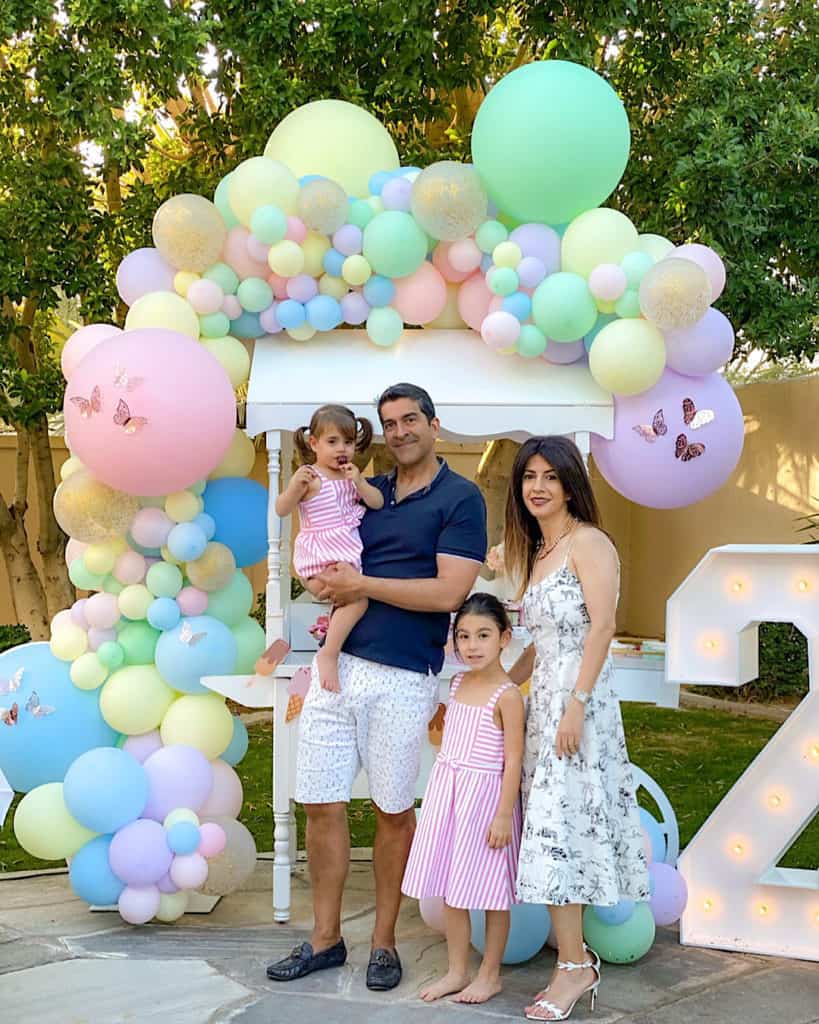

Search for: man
xmin=267 ymin=382 xmax=487 ymax=990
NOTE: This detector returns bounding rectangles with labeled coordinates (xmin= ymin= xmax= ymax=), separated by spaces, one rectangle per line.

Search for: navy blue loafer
xmin=366 ymin=947 xmax=402 ymax=990
xmin=266 ymin=939 xmax=347 ymax=981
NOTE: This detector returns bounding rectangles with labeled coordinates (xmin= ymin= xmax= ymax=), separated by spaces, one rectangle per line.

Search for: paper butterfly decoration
xmin=179 ymin=621 xmax=207 ymax=647
xmin=25 ymin=691 xmax=55 ymax=718
xmin=682 ymin=397 xmax=715 ymax=430
xmin=113 ymin=365 xmax=145 ymax=392
xmin=0 ymin=667 xmax=23 ymax=695
xmin=675 ymin=433 xmax=706 ymax=461
xmin=113 ymin=399 xmax=148 ymax=434
xmin=0 ymin=702 xmax=19 ymax=726
xmin=633 ymin=409 xmax=668 ymax=443
xmin=70 ymin=385 xmax=102 ymax=419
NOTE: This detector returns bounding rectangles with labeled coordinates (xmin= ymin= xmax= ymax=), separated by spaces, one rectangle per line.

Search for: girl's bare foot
xmin=451 ymin=974 xmax=502 ymax=1003
xmin=419 ymin=971 xmax=471 ymax=1002
xmin=316 ymin=648 xmax=340 ymax=692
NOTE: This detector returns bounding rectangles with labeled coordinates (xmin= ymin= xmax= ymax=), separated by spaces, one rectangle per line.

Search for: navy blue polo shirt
xmin=343 ymin=459 xmax=487 ymax=675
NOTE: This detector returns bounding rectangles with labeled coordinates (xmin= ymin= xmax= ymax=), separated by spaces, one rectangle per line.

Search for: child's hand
xmin=291 ymin=465 xmax=318 ymax=493
xmin=340 ymin=461 xmax=361 ymax=484
xmin=487 ymin=812 xmax=513 ymax=849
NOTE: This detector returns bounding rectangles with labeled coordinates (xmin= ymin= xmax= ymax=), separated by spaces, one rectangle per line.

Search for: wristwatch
xmin=570 ymin=689 xmax=589 ymax=706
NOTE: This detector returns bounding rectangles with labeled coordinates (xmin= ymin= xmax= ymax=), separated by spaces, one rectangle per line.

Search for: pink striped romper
xmin=292 ymin=471 xmax=366 ymax=579
xmin=402 ymin=674 xmax=522 ymax=911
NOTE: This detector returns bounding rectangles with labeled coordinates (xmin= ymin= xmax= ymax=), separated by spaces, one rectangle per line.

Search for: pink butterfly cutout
xmin=675 ymin=433 xmax=706 ymax=462
xmin=0 ymin=702 xmax=19 ymax=726
xmin=113 ymin=399 xmax=148 ymax=434
xmin=113 ymin=365 xmax=145 ymax=391
xmin=0 ymin=667 xmax=23 ymax=695
xmin=682 ymin=397 xmax=715 ymax=431
xmin=25 ymin=691 xmax=55 ymax=718
xmin=180 ymin=621 xmax=207 ymax=647
xmin=633 ymin=409 xmax=668 ymax=443
xmin=70 ymin=385 xmax=102 ymax=419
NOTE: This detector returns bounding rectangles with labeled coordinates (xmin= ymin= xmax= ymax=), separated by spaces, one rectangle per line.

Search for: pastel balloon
xmin=186 ymin=542 xmax=237 ymax=592
xmin=13 ymin=783 xmax=97 ymax=861
xmin=509 ymin=224 xmax=561 ymax=274
xmin=152 ymin=194 xmax=227 ymax=272
xmin=638 ymin=233 xmax=674 ymax=263
xmin=649 ymin=862 xmax=689 ymax=925
xmin=208 ymin=428 xmax=256 ymax=480
xmin=298 ymin=177 xmax=348 ymax=235
xmin=70 ymin=835 xmax=125 ymax=906
xmin=639 ymin=258 xmax=712 ymax=330
xmin=264 ymin=100 xmax=399 ymax=198
xmin=116 ymin=249 xmax=177 ymax=309
xmin=64 ymin=329 xmax=236 ymax=496
xmin=481 ymin=311 xmax=521 ymax=350
xmin=392 ymin=262 xmax=448 ymax=325
xmin=199 ymin=816 xmax=257 ymax=896
xmin=590 ymin=368 xmax=745 ymax=509
xmin=155 ymin=615 xmax=237 ymax=694
xmin=63 ymin=747 xmax=148 ymax=834
xmin=589 ymin=263 xmax=628 ymax=302
xmin=124 ymin=291 xmax=199 ymax=339
xmin=198 ymin=822 xmax=227 ymax=859
xmin=419 ymin=895 xmax=446 ymax=933
xmin=432 ymin=242 xmax=472 ymax=283
xmin=457 ymin=272 xmax=494 ymax=331
xmin=672 ymin=243 xmax=726 ymax=302
xmin=363 ymin=211 xmax=427 ymax=279
xmin=118 ymin=884 xmax=161 ymax=924
xmin=427 ymin=283 xmax=466 ymax=329
xmin=155 ymin=890 xmax=189 ymax=922
xmin=532 ymin=272 xmax=598 ymax=342
xmin=53 ymin=470 xmax=140 ymax=543
xmin=100 ymin=665 xmax=176 ymax=735
xmin=122 ymin=729 xmax=163 ymax=764
xmin=544 ymin=338 xmax=586 ymax=364
xmin=177 ymin=586 xmax=209 ymax=616
xmin=220 ymin=717 xmax=249 ymax=767
xmin=197 ymin=759 xmax=243 ymax=819
xmin=664 ymin=307 xmax=735 ymax=377
xmin=581 ymin=902 xmax=655 ymax=965
xmin=113 ymin=550 xmax=147 ymax=585
xmin=84 ymin=592 xmax=120 ymax=630
xmin=410 ymin=161 xmax=487 ymax=241
xmin=186 ymin=278 xmax=224 ymax=315
xmin=221 ymin=226 xmax=271 ymax=281
xmin=228 ymin=157 xmax=300 ymax=224
xmin=204 ymin=571 xmax=254 ymax=627
xmin=110 ymin=818 xmax=172 ymax=885
xmin=562 ymin=208 xmax=639 ymax=279
xmin=448 ymin=239 xmax=482 ymax=274
xmin=160 ymin=694 xmax=233 ymax=760
xmin=142 ymin=744 xmax=214 ymax=821
xmin=589 ymin=319 xmax=666 ymax=396
xmin=61 ymin=324 xmax=123 ymax=381
xmin=170 ymin=852 xmax=209 ymax=890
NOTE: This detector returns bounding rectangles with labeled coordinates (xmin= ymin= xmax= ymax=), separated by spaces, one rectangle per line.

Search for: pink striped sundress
xmin=402 ymin=674 xmax=522 ymax=911
xmin=292 ymin=471 xmax=366 ymax=578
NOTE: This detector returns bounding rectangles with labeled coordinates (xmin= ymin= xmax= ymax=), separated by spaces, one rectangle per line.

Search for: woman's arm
xmin=487 ymin=688 xmax=525 ymax=848
xmin=507 ymin=643 xmax=535 ymax=687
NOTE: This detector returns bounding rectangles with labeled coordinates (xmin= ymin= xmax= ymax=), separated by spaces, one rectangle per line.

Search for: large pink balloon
xmin=116 ymin=248 xmax=176 ymax=307
xmin=457 ymin=273 xmax=493 ymax=331
xmin=393 ymin=262 xmax=447 ymax=325
xmin=221 ymin=227 xmax=270 ymax=281
xmin=61 ymin=324 xmax=122 ymax=381
xmin=64 ymin=329 xmax=236 ymax=496
xmin=591 ymin=369 xmax=744 ymax=509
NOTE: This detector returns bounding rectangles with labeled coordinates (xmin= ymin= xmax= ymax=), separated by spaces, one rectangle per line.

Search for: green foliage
xmin=0 ymin=624 xmax=30 ymax=654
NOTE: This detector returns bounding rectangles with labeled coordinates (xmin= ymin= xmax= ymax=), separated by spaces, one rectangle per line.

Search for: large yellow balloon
xmin=589 ymin=319 xmax=666 ymax=396
xmin=53 ymin=470 xmax=140 ymax=544
xmin=160 ymin=693 xmax=233 ymax=759
xmin=208 ymin=429 xmax=256 ymax=479
xmin=228 ymin=157 xmax=300 ymax=225
xmin=14 ymin=783 xmax=97 ymax=860
xmin=100 ymin=665 xmax=176 ymax=734
xmin=561 ymin=209 xmax=639 ymax=279
xmin=201 ymin=336 xmax=251 ymax=389
xmin=264 ymin=100 xmax=399 ymax=198
xmin=124 ymin=291 xmax=199 ymax=339
xmin=152 ymin=194 xmax=227 ymax=272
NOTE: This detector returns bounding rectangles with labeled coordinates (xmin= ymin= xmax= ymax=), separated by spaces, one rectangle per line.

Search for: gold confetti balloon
xmin=410 ymin=161 xmax=488 ymax=241
xmin=638 ymin=257 xmax=712 ymax=330
xmin=298 ymin=177 xmax=348 ymax=235
xmin=152 ymin=193 xmax=228 ymax=272
xmin=53 ymin=470 xmax=140 ymax=543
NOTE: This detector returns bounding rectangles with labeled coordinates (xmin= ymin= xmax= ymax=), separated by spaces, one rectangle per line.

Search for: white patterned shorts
xmin=295 ymin=652 xmax=439 ymax=814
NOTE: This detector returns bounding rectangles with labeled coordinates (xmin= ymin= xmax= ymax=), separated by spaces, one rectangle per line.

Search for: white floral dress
xmin=516 ymin=555 xmax=650 ymax=908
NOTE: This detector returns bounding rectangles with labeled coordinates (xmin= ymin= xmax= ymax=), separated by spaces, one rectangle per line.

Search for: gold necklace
xmin=535 ymin=518 xmax=576 ymax=560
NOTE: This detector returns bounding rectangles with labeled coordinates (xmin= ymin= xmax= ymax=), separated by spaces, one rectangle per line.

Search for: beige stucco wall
xmin=1 ymin=376 xmax=815 ymax=638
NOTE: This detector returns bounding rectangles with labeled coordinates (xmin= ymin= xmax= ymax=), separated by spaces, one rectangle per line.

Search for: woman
xmin=504 ymin=436 xmax=649 ymax=1022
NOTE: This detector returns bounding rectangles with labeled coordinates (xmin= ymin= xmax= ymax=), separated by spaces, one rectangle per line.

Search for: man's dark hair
xmin=376 ymin=383 xmax=436 ymax=425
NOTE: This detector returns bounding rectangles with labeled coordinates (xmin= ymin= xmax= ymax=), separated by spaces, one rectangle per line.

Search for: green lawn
xmin=2 ymin=706 xmax=816 ymax=874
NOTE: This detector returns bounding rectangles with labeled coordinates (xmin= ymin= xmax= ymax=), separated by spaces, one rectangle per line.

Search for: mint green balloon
xmin=621 ymin=250 xmax=653 ymax=287
xmin=582 ymin=903 xmax=655 ymax=964
xmin=366 ymin=306 xmax=403 ymax=347
xmin=231 ymin=617 xmax=266 ymax=674
xmin=348 ymin=199 xmax=375 ymax=229
xmin=517 ymin=324 xmax=548 ymax=358
xmin=97 ymin=641 xmax=125 ymax=670
xmin=146 ymin=562 xmax=183 ymax=598
xmin=199 ymin=311 xmax=231 ymax=338
xmin=488 ymin=267 xmax=518 ymax=296
xmin=205 ymin=570 xmax=254 ymax=627
xmin=250 ymin=204 xmax=287 ymax=244
xmin=532 ymin=272 xmax=598 ymax=342
xmin=203 ymin=262 xmax=239 ymax=295
xmin=475 ymin=220 xmax=508 ymax=253
xmin=214 ymin=175 xmax=240 ymax=229
xmin=615 ymin=289 xmax=641 ymax=319
xmin=237 ymin=277 xmax=273 ymax=313
xmin=69 ymin=558 xmax=106 ymax=592
xmin=471 ymin=61 xmax=630 ymax=224
xmin=119 ymin=621 xmax=161 ymax=665
xmin=103 ymin=574 xmax=124 ymax=595
xmin=363 ymin=211 xmax=426 ymax=279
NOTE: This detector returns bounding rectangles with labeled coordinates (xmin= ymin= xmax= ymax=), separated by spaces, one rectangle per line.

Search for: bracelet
xmin=570 ymin=689 xmax=589 ymax=706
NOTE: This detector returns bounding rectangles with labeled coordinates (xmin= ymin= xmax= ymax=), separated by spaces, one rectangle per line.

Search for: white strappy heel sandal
xmin=524 ymin=948 xmax=601 ymax=1021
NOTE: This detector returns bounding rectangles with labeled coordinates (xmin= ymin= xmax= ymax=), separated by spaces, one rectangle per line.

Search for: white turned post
xmin=574 ymin=430 xmax=591 ymax=467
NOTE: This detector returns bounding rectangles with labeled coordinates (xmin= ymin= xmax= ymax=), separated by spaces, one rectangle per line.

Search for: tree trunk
xmin=474 ymin=439 xmax=520 ymax=561
xmin=30 ymin=419 xmax=73 ymax=619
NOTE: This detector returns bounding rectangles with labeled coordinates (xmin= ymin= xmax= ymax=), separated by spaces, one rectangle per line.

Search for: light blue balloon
xmin=306 ymin=295 xmax=343 ymax=331
xmin=64 ymin=747 xmax=148 ymax=834
xmin=639 ymin=808 xmax=668 ymax=863
xmin=368 ymin=170 xmax=393 ymax=195
xmin=593 ymin=898 xmax=635 ymax=926
xmin=501 ymin=291 xmax=532 ymax=321
xmin=229 ymin=310 xmax=264 ymax=338
xmin=193 ymin=512 xmax=216 ymax=541
xmin=0 ymin=642 xmax=117 ymax=793
xmin=69 ymin=835 xmax=125 ymax=906
xmin=154 ymin=615 xmax=237 ymax=694
xmin=276 ymin=299 xmax=306 ymax=329
xmin=203 ymin=477 xmax=268 ymax=568
xmin=470 ymin=903 xmax=551 ymax=964
xmin=362 ymin=275 xmax=395 ymax=307
xmin=147 ymin=597 xmax=181 ymax=632
xmin=222 ymin=716 xmax=249 ymax=766
xmin=167 ymin=522 xmax=208 ymax=562
xmin=167 ymin=821 xmax=201 ymax=855
xmin=323 ymin=248 xmax=346 ymax=277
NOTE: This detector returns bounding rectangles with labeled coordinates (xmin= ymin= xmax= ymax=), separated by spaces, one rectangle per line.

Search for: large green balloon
xmin=118 ymin=621 xmax=161 ymax=665
xmin=205 ymin=570 xmax=254 ymax=627
xmin=363 ymin=211 xmax=427 ymax=279
xmin=582 ymin=903 xmax=655 ymax=964
xmin=532 ymin=272 xmax=598 ymax=342
xmin=471 ymin=61 xmax=630 ymax=224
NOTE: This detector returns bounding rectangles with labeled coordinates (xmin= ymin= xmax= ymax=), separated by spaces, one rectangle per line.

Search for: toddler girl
xmin=275 ymin=404 xmax=383 ymax=691
xmin=402 ymin=593 xmax=525 ymax=1005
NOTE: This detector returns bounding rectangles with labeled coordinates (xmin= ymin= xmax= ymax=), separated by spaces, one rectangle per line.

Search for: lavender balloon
xmin=340 ymin=291 xmax=370 ymax=325
xmin=141 ymin=745 xmax=214 ymax=822
xmin=648 ymin=863 xmax=688 ymax=925
xmin=591 ymin=369 xmax=744 ymax=509
xmin=116 ymin=248 xmax=176 ymax=306
xmin=664 ymin=308 xmax=735 ymax=377
xmin=109 ymin=818 xmax=172 ymax=885
xmin=544 ymin=339 xmax=586 ymax=364
xmin=509 ymin=224 xmax=561 ymax=275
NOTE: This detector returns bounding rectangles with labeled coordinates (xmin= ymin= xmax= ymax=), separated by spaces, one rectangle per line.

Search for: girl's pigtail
xmin=294 ymin=426 xmax=314 ymax=464
xmin=355 ymin=416 xmax=374 ymax=454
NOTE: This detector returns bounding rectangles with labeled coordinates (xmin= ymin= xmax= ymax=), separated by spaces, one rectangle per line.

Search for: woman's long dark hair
xmin=504 ymin=436 xmax=603 ymax=598
xmin=294 ymin=404 xmax=373 ymax=465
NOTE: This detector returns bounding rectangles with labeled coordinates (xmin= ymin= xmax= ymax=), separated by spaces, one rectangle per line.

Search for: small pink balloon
xmin=70 ymin=598 xmax=88 ymax=627
xmin=259 ymin=304 xmax=282 ymax=334
xmin=246 ymin=234 xmax=271 ymax=264
xmin=88 ymin=627 xmax=117 ymax=651
xmin=116 ymin=248 xmax=176 ymax=307
xmin=340 ymin=291 xmax=369 ymax=325
xmin=267 ymin=273 xmax=289 ymax=300
xmin=187 ymin=279 xmax=224 ymax=315
xmin=671 ymin=243 xmax=726 ymax=303
xmin=221 ymin=226 xmax=269 ymax=281
xmin=114 ymin=550 xmax=147 ymax=585
xmin=220 ymin=294 xmax=242 ymax=319
xmin=61 ymin=324 xmax=122 ymax=381
xmin=589 ymin=263 xmax=628 ymax=302
xmin=66 ymin=539 xmax=89 ymax=566
xmin=392 ymin=262 xmax=447 ymax=326
xmin=448 ymin=238 xmax=483 ymax=274
xmin=198 ymin=822 xmax=227 ymax=859
xmin=130 ymin=507 xmax=174 ymax=549
xmin=51 ymin=609 xmax=73 ymax=632
xmin=177 ymin=586 xmax=208 ymax=616
xmin=544 ymin=339 xmax=586 ymax=364
xmin=432 ymin=242 xmax=471 ymax=283
xmin=170 ymin=852 xmax=209 ymax=891
xmin=123 ymin=730 xmax=163 ymax=764
xmin=285 ymin=216 xmax=307 ymax=244
xmin=118 ymin=884 xmax=161 ymax=925
xmin=197 ymin=760 xmax=243 ymax=819
xmin=85 ymin=591 xmax=121 ymax=630
xmin=157 ymin=872 xmax=179 ymax=894
xmin=481 ymin=311 xmax=520 ymax=350
xmin=457 ymin=272 xmax=494 ymax=331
